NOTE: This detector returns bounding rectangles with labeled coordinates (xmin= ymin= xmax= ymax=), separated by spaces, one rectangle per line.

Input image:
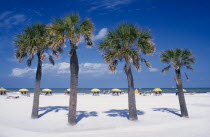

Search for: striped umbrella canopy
xmin=19 ymin=88 xmax=29 ymax=92
xmin=0 ymin=88 xmax=7 ymax=91
xmin=67 ymin=88 xmax=71 ymax=91
xmin=153 ymin=88 xmax=162 ymax=92
xmin=111 ymin=88 xmax=122 ymax=92
xmin=42 ymin=88 xmax=52 ymax=92
xmin=91 ymin=88 xmax=100 ymax=92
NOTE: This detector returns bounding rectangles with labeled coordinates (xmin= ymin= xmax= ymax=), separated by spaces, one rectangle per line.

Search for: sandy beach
xmin=0 ymin=93 xmax=210 ymax=137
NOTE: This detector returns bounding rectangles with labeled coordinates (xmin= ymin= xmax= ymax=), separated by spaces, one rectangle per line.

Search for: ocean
xmin=6 ymin=88 xmax=210 ymax=94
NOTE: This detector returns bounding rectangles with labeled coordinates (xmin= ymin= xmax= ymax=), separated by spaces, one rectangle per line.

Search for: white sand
xmin=0 ymin=93 xmax=210 ymax=137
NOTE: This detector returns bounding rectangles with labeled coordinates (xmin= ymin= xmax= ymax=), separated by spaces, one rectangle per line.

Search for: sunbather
xmin=6 ymin=96 xmax=20 ymax=99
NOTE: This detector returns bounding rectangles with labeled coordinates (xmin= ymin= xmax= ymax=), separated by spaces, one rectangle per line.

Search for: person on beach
xmin=0 ymin=91 xmax=5 ymax=95
xmin=159 ymin=91 xmax=162 ymax=95
xmin=45 ymin=92 xmax=52 ymax=96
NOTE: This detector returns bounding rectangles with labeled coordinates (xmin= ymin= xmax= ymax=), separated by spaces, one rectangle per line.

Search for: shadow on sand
xmin=103 ymin=109 xmax=145 ymax=119
xmin=38 ymin=106 xmax=98 ymax=123
xmin=152 ymin=108 xmax=181 ymax=117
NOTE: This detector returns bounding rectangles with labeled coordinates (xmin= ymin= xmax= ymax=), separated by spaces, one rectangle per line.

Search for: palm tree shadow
xmin=103 ymin=109 xmax=145 ymax=119
xmin=38 ymin=106 xmax=98 ymax=124
xmin=39 ymin=106 xmax=68 ymax=118
xmin=76 ymin=111 xmax=98 ymax=123
xmin=152 ymin=108 xmax=182 ymax=117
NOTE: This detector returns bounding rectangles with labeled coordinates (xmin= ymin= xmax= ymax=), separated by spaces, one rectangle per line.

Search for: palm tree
xmin=48 ymin=13 xmax=94 ymax=125
xmin=15 ymin=23 xmax=62 ymax=119
xmin=160 ymin=48 xmax=195 ymax=118
xmin=99 ymin=23 xmax=155 ymax=121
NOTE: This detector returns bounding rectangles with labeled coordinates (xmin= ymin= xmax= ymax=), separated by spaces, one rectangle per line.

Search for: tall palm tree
xmin=48 ymin=13 xmax=94 ymax=125
xmin=99 ymin=23 xmax=155 ymax=121
xmin=160 ymin=48 xmax=195 ymax=118
xmin=15 ymin=23 xmax=62 ymax=119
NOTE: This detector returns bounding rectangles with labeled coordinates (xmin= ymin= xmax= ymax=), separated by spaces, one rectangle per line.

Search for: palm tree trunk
xmin=68 ymin=48 xmax=79 ymax=125
xmin=31 ymin=54 xmax=42 ymax=119
xmin=175 ymin=69 xmax=189 ymax=118
xmin=124 ymin=59 xmax=138 ymax=121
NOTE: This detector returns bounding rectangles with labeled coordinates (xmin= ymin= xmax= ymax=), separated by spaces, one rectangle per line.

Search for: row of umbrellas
xmin=0 ymin=88 xmax=70 ymax=92
xmin=91 ymin=88 xmax=122 ymax=92
xmin=0 ymin=88 xmax=187 ymax=92
xmin=91 ymin=88 xmax=187 ymax=92
xmin=152 ymin=88 xmax=186 ymax=92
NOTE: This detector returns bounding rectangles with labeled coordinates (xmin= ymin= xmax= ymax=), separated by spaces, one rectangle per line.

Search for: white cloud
xmin=43 ymin=62 xmax=70 ymax=74
xmin=0 ymin=11 xmax=13 ymax=20
xmin=0 ymin=11 xmax=26 ymax=28
xmin=149 ymin=68 xmax=159 ymax=72
xmin=92 ymin=28 xmax=108 ymax=41
xmin=87 ymin=0 xmax=133 ymax=11
xmin=80 ymin=63 xmax=108 ymax=74
xmin=10 ymin=68 xmax=36 ymax=77
xmin=10 ymin=62 xmax=110 ymax=77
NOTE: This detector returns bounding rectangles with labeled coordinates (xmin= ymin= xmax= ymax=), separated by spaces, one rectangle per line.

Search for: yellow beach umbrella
xmin=42 ymin=88 xmax=52 ymax=92
xmin=153 ymin=88 xmax=162 ymax=92
xmin=91 ymin=88 xmax=100 ymax=92
xmin=111 ymin=88 xmax=122 ymax=92
xmin=135 ymin=89 xmax=139 ymax=94
xmin=0 ymin=88 xmax=7 ymax=91
xmin=19 ymin=88 xmax=29 ymax=92
xmin=67 ymin=88 xmax=71 ymax=91
xmin=176 ymin=89 xmax=187 ymax=92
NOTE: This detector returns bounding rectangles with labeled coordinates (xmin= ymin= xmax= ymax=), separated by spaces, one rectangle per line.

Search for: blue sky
xmin=0 ymin=0 xmax=210 ymax=88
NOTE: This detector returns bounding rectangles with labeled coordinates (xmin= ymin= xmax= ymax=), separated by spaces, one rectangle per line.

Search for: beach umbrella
xmin=67 ymin=88 xmax=71 ymax=91
xmin=19 ymin=88 xmax=29 ymax=92
xmin=153 ymin=88 xmax=162 ymax=92
xmin=135 ymin=89 xmax=139 ymax=94
xmin=42 ymin=88 xmax=52 ymax=92
xmin=111 ymin=88 xmax=122 ymax=92
xmin=91 ymin=88 xmax=100 ymax=92
xmin=0 ymin=88 xmax=7 ymax=91
xmin=176 ymin=89 xmax=187 ymax=92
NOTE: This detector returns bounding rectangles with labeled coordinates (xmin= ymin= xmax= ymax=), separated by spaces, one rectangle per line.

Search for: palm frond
xmin=131 ymin=50 xmax=140 ymax=71
xmin=79 ymin=18 xmax=94 ymax=47
xmin=40 ymin=53 xmax=46 ymax=62
xmin=160 ymin=48 xmax=195 ymax=74
xmin=104 ymin=51 xmax=116 ymax=63
xmin=26 ymin=56 xmax=33 ymax=67
xmin=186 ymin=64 xmax=194 ymax=71
xmin=137 ymin=29 xmax=155 ymax=55
xmin=175 ymin=48 xmax=183 ymax=59
xmin=49 ymin=55 xmax=55 ymax=65
xmin=98 ymin=23 xmax=155 ymax=73
xmin=161 ymin=65 xmax=171 ymax=73
xmin=64 ymin=13 xmax=80 ymax=27
xmin=141 ymin=58 xmax=151 ymax=68
xmin=108 ymin=60 xmax=118 ymax=72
